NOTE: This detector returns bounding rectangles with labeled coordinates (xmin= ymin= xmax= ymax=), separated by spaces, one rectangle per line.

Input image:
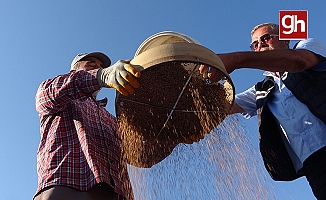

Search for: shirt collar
xmin=263 ymin=71 xmax=276 ymax=77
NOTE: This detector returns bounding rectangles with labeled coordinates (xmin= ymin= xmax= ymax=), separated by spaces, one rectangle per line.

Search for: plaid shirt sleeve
xmin=36 ymin=70 xmax=101 ymax=116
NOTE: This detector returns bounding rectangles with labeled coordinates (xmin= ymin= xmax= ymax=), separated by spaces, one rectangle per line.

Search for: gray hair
xmin=251 ymin=22 xmax=279 ymax=36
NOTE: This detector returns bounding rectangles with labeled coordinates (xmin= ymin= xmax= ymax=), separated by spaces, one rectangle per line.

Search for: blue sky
xmin=0 ymin=1 xmax=325 ymax=199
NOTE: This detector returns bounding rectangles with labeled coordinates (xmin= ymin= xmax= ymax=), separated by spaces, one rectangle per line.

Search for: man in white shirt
xmin=200 ymin=22 xmax=326 ymax=199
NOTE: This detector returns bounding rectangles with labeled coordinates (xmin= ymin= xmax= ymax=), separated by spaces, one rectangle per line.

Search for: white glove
xmin=97 ymin=60 xmax=142 ymax=96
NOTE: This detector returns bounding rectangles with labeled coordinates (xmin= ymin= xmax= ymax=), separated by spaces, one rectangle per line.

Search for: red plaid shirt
xmin=35 ymin=69 xmax=133 ymax=199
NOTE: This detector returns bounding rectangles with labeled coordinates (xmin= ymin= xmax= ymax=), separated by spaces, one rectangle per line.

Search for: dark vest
xmin=256 ymin=76 xmax=302 ymax=181
xmin=257 ymin=62 xmax=326 ymax=181
xmin=282 ymin=61 xmax=326 ymax=124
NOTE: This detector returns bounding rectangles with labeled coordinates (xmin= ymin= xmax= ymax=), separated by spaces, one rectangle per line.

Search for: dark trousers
xmin=303 ymin=147 xmax=326 ymax=200
xmin=34 ymin=183 xmax=125 ymax=200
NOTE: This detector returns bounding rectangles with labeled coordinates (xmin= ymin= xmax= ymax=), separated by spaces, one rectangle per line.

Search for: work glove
xmin=97 ymin=60 xmax=142 ymax=96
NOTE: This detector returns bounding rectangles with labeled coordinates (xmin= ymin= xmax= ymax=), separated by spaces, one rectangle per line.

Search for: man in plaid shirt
xmin=34 ymin=52 xmax=176 ymax=200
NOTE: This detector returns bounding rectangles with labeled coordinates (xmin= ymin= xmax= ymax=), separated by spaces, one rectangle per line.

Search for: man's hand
xmin=97 ymin=60 xmax=143 ymax=96
xmin=199 ymin=65 xmax=226 ymax=84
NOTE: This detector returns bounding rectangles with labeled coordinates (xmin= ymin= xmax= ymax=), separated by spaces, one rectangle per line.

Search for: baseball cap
xmin=70 ymin=52 xmax=111 ymax=71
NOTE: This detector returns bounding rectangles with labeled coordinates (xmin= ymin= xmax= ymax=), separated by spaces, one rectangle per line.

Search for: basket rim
xmin=134 ymin=31 xmax=200 ymax=57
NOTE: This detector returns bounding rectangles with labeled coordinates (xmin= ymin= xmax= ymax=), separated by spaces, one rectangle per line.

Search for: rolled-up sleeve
xmin=295 ymin=38 xmax=326 ymax=71
xmin=295 ymin=38 xmax=326 ymax=58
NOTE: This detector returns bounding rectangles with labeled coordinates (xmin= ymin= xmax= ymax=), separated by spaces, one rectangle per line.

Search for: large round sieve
xmin=116 ymin=42 xmax=234 ymax=143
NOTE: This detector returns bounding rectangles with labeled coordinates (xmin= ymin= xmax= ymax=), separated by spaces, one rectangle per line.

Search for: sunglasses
xmin=250 ymin=34 xmax=279 ymax=51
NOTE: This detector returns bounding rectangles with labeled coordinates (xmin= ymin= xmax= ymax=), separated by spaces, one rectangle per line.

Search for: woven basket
xmin=116 ymin=42 xmax=234 ymax=167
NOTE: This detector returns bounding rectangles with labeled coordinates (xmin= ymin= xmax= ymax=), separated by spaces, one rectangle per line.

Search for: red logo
xmin=279 ymin=10 xmax=308 ymax=40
